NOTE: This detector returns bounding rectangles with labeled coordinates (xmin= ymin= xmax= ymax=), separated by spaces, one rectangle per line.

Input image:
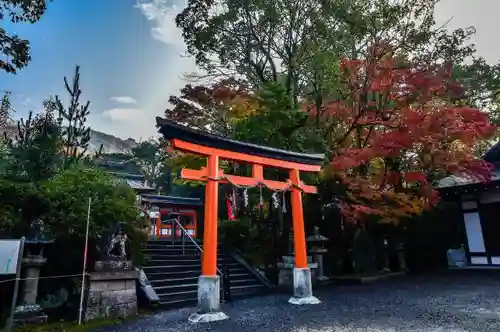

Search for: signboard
xmin=0 ymin=240 xmax=22 ymax=275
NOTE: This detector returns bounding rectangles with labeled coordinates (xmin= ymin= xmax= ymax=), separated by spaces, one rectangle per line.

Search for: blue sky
xmin=1 ymin=0 xmax=195 ymax=140
xmin=1 ymin=0 xmax=499 ymax=140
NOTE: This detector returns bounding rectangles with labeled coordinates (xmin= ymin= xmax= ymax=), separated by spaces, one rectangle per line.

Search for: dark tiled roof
xmin=156 ymin=117 xmax=325 ymax=166
xmin=141 ymin=194 xmax=203 ymax=206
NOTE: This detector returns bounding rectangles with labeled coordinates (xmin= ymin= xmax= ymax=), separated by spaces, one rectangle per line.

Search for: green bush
xmin=41 ymin=166 xmax=147 ymax=266
xmin=41 ymin=166 xmax=139 ymax=237
xmin=0 ymin=179 xmax=53 ymax=240
xmin=218 ymin=219 xmax=255 ymax=252
xmin=218 ymin=218 xmax=271 ymax=266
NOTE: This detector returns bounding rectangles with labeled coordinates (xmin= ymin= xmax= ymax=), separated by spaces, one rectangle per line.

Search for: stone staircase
xmin=142 ymin=240 xmax=272 ymax=308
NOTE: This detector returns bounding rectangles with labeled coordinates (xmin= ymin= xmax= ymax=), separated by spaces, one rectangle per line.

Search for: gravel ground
xmin=95 ymin=274 xmax=500 ymax=332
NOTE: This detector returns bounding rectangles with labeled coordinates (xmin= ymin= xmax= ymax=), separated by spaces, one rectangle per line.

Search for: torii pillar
xmin=156 ymin=118 xmax=324 ymax=322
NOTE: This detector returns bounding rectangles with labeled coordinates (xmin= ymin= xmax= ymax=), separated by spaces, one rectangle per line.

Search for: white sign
xmin=0 ymin=240 xmax=21 ymax=275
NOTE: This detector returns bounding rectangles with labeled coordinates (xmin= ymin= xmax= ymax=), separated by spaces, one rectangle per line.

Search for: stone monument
xmin=13 ymin=218 xmax=54 ymax=326
xmin=85 ymin=222 xmax=139 ymax=321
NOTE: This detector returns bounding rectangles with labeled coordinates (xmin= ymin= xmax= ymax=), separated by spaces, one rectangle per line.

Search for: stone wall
xmin=85 ymin=270 xmax=139 ymax=321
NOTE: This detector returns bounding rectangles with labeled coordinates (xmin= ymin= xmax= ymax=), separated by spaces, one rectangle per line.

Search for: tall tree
xmin=4 ymin=108 xmax=62 ymax=183
xmin=451 ymin=57 xmax=500 ymax=155
xmin=54 ymin=65 xmax=100 ymax=166
xmin=176 ymin=0 xmax=476 ymax=111
xmin=1 ymin=0 xmax=53 ymax=73
xmin=0 ymin=90 xmax=13 ymax=130
xmin=319 ymin=46 xmax=495 ymax=222
xmin=131 ymin=139 xmax=168 ymax=191
xmin=165 ymin=78 xmax=256 ymax=136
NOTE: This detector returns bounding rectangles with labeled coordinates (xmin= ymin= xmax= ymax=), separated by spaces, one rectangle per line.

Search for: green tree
xmin=54 ymin=65 xmax=101 ymax=166
xmin=0 ymin=90 xmax=13 ymax=130
xmin=451 ymin=57 xmax=500 ymax=155
xmin=176 ymin=0 xmax=476 ymax=111
xmin=131 ymin=139 xmax=168 ymax=191
xmin=1 ymin=0 xmax=53 ymax=73
xmin=4 ymin=109 xmax=62 ymax=183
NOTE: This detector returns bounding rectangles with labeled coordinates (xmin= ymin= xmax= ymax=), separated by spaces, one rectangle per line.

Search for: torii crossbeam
xmin=156 ymin=118 xmax=325 ymax=322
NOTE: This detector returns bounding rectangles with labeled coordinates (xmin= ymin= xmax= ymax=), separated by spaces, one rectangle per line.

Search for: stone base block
xmin=191 ymin=275 xmax=228 ymax=323
xmin=85 ymin=270 xmax=138 ymax=322
xmin=95 ymin=260 xmax=133 ymax=271
xmin=13 ymin=304 xmax=48 ymax=326
xmin=188 ymin=312 xmax=229 ymax=324
xmin=289 ymin=268 xmax=321 ymax=305
xmin=288 ymin=296 xmax=321 ymax=305
xmin=277 ymin=263 xmax=317 ymax=292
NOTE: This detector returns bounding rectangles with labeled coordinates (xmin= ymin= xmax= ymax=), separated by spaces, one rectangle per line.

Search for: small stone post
xmin=382 ymin=238 xmax=391 ymax=272
xmin=396 ymin=242 xmax=408 ymax=272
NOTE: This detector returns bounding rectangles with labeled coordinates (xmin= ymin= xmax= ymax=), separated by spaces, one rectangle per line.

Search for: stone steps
xmin=142 ymin=241 xmax=271 ymax=309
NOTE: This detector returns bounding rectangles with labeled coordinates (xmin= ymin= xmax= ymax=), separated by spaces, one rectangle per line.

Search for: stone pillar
xmin=382 ymin=238 xmax=391 ymax=273
xmin=314 ymin=254 xmax=328 ymax=281
xmin=396 ymin=242 xmax=408 ymax=272
xmin=22 ymin=258 xmax=45 ymax=305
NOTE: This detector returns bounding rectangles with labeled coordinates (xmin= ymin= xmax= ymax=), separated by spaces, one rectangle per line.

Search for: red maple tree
xmin=312 ymin=44 xmax=496 ymax=222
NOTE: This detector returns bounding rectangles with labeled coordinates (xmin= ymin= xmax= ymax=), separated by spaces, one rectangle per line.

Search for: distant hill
xmin=1 ymin=125 xmax=137 ymax=154
xmin=87 ymin=129 xmax=137 ymax=154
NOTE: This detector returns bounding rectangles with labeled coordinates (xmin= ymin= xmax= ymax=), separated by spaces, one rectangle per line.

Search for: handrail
xmin=231 ymin=249 xmax=275 ymax=290
xmin=169 ymin=218 xmax=223 ymax=276
xmin=170 ymin=218 xmax=228 ymax=302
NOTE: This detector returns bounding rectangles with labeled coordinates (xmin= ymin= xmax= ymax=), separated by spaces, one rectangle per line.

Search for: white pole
xmin=5 ymin=237 xmax=25 ymax=332
xmin=78 ymin=197 xmax=92 ymax=325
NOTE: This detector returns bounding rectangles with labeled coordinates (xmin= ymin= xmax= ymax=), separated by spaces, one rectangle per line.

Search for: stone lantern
xmin=277 ymin=228 xmax=318 ymax=291
xmin=13 ymin=218 xmax=54 ymax=325
xmin=306 ymin=227 xmax=329 ymax=282
xmin=148 ymin=205 xmax=161 ymax=237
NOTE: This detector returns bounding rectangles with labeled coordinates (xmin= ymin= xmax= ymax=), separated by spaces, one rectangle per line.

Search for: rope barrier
xmin=204 ymin=175 xmax=305 ymax=192
xmin=0 ymin=273 xmax=90 ymax=284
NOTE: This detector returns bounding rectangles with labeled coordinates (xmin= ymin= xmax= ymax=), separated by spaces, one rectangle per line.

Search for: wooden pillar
xmin=289 ymin=169 xmax=308 ymax=269
xmin=156 ymin=216 xmax=161 ymax=237
xmin=202 ymin=154 xmax=220 ymax=276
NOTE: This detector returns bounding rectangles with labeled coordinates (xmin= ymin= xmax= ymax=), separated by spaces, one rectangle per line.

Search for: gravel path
xmin=95 ymin=274 xmax=500 ymax=331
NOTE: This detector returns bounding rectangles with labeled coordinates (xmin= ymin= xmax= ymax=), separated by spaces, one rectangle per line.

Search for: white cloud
xmin=136 ymin=0 xmax=186 ymax=45
xmin=103 ymin=108 xmax=145 ymax=122
xmin=98 ymin=108 xmax=159 ymax=140
xmin=110 ymin=96 xmax=137 ymax=104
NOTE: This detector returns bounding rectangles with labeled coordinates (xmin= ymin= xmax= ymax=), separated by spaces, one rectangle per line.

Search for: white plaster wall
xmin=479 ymin=191 xmax=500 ymax=204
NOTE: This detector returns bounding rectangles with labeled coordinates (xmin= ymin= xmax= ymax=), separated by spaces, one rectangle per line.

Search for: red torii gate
xmin=156 ymin=118 xmax=324 ymax=322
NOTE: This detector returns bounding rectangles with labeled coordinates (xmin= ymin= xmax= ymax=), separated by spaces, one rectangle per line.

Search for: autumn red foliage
xmin=165 ymin=78 xmax=255 ymax=135
xmin=313 ymin=46 xmax=496 ymax=222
